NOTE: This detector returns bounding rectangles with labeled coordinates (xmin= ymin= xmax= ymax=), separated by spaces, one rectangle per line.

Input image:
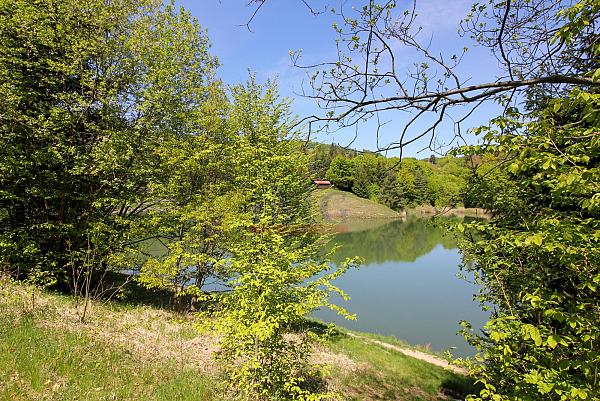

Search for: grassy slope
xmin=329 ymin=335 xmax=473 ymax=401
xmin=0 ymin=281 xmax=474 ymax=401
xmin=313 ymin=189 xmax=402 ymax=222
xmin=0 ymin=315 xmax=218 ymax=401
xmin=311 ymin=189 xmax=491 ymax=223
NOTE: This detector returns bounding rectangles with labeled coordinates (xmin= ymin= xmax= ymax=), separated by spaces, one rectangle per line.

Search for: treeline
xmin=307 ymin=144 xmax=474 ymax=210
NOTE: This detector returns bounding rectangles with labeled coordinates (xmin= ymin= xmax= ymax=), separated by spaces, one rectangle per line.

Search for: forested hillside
xmin=307 ymin=143 xmax=477 ymax=211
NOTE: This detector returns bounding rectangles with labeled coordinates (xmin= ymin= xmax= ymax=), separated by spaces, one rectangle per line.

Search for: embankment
xmin=313 ymin=189 xmax=403 ymax=222
xmin=0 ymin=279 xmax=475 ymax=401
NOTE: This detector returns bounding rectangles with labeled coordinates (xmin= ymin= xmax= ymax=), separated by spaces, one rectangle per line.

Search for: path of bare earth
xmin=346 ymin=332 xmax=468 ymax=375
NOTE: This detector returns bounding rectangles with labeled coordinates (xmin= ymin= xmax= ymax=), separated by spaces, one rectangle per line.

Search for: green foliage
xmin=326 ymin=156 xmax=356 ymax=191
xmin=455 ymin=88 xmax=600 ymax=400
xmin=198 ymin=79 xmax=358 ymax=401
xmin=317 ymin=149 xmax=471 ymax=209
xmin=307 ymin=143 xmax=352 ymax=179
xmin=0 ymin=0 xmax=218 ymax=289
xmin=351 ymin=154 xmax=386 ymax=199
xmin=119 ymin=83 xmax=240 ymax=304
xmin=133 ymin=193 xmax=239 ymax=302
xmin=351 ymin=166 xmax=370 ymax=199
xmin=0 ymin=4 xmax=361 ymax=398
xmin=379 ymin=170 xmax=406 ymax=210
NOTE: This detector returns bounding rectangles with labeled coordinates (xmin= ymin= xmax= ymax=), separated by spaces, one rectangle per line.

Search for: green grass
xmin=0 ymin=281 xmax=477 ymax=401
xmin=346 ymin=330 xmax=445 ymax=358
xmin=327 ymin=333 xmax=477 ymax=401
xmin=314 ymin=189 xmax=401 ymax=222
xmin=0 ymin=314 xmax=219 ymax=401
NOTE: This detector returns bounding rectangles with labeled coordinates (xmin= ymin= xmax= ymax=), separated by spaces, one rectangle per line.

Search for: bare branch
xmin=245 ymin=1 xmax=598 ymax=155
xmin=288 ymin=0 xmax=598 ymax=154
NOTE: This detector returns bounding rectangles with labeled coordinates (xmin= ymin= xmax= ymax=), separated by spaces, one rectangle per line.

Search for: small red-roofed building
xmin=312 ymin=179 xmax=331 ymax=190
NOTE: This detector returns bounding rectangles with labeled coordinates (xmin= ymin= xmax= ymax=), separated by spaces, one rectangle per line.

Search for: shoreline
xmin=406 ymin=205 xmax=491 ymax=219
xmin=314 ymin=189 xmax=491 ymax=223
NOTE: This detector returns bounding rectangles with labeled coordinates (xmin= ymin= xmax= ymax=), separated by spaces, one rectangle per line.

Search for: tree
xmin=110 ymin=82 xmax=237 ymax=307
xmin=288 ymin=2 xmax=599 ymax=397
xmin=450 ymin=5 xmax=600 ymax=398
xmin=413 ymin=170 xmax=430 ymax=205
xmin=396 ymin=167 xmax=418 ymax=206
xmin=352 ymin=164 xmax=371 ymax=198
xmin=241 ymin=3 xmax=600 ymax=398
xmin=326 ymin=155 xmax=356 ymax=191
xmin=394 ymin=158 xmax=433 ymax=205
xmin=456 ymin=89 xmax=600 ymax=400
xmin=430 ymin=157 xmax=469 ymax=207
xmin=379 ymin=170 xmax=405 ymax=210
xmin=0 ymin=0 xmax=218 ymax=292
xmin=307 ymin=144 xmax=332 ymax=179
xmin=352 ymin=153 xmax=382 ymax=198
xmin=199 ymin=78 xmax=358 ymax=401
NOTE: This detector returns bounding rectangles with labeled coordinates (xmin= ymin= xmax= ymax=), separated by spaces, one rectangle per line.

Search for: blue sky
xmin=176 ymin=1 xmax=504 ymax=158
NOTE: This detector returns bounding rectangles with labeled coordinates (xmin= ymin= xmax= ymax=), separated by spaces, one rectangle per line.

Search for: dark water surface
xmin=313 ymin=217 xmax=488 ymax=357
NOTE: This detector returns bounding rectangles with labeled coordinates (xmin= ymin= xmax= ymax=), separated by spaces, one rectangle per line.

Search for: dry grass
xmin=0 ymin=278 xmax=217 ymax=373
xmin=0 ymin=278 xmax=362 ymax=377
xmin=0 ymin=278 xmax=477 ymax=400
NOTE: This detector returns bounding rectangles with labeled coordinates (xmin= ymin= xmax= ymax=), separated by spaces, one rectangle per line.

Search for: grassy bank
xmin=312 ymin=189 xmax=402 ymax=222
xmin=0 ymin=314 xmax=218 ymax=401
xmin=311 ymin=189 xmax=490 ymax=225
xmin=328 ymin=335 xmax=473 ymax=401
xmin=0 ymin=280 xmax=475 ymax=401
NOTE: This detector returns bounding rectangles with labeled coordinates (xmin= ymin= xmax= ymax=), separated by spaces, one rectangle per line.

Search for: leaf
xmin=530 ymin=327 xmax=543 ymax=346
xmin=553 ymin=102 xmax=561 ymax=113
xmin=508 ymin=162 xmax=520 ymax=174
xmin=527 ymin=234 xmax=543 ymax=246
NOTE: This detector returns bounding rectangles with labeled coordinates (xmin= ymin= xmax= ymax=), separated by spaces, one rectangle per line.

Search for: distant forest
xmin=307 ymin=143 xmax=484 ymax=210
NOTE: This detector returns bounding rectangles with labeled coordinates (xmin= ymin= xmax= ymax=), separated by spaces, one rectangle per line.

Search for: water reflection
xmin=315 ymin=217 xmax=488 ymax=358
xmin=328 ymin=217 xmax=459 ymax=264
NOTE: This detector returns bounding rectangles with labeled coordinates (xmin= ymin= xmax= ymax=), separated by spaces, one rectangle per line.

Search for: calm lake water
xmin=313 ymin=217 xmax=488 ymax=357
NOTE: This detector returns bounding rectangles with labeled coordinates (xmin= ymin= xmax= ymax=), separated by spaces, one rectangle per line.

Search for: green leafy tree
xmin=395 ymin=162 xmax=421 ymax=206
xmin=307 ymin=143 xmax=347 ymax=179
xmin=413 ymin=170 xmax=430 ymax=205
xmin=0 ymin=0 xmax=217 ymax=291
xmin=431 ymin=157 xmax=469 ymax=207
xmin=117 ymin=83 xmax=239 ymax=307
xmin=199 ymin=78 xmax=357 ymax=401
xmin=456 ymin=89 xmax=600 ymax=400
xmin=351 ymin=153 xmax=386 ymax=199
xmin=326 ymin=155 xmax=355 ymax=191
xmin=379 ymin=170 xmax=405 ymax=211
xmin=352 ymin=163 xmax=371 ymax=198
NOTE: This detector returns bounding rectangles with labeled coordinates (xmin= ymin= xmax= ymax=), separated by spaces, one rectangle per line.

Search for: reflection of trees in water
xmin=329 ymin=218 xmax=461 ymax=265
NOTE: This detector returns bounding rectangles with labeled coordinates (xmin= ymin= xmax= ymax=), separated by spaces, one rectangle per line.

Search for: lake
xmin=313 ymin=217 xmax=488 ymax=357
